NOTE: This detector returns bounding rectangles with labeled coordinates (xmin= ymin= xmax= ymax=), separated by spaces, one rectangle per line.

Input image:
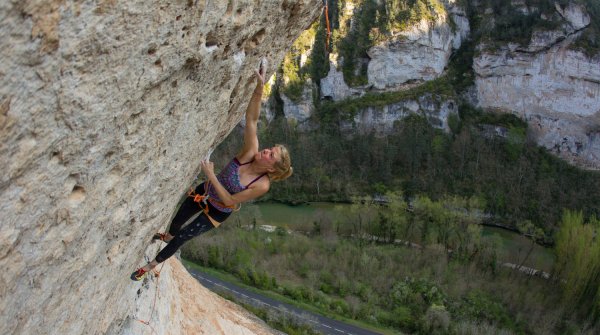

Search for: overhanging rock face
xmin=0 ymin=1 xmax=321 ymax=334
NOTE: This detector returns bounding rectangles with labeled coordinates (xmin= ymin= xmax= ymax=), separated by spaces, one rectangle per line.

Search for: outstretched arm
xmin=238 ymin=68 xmax=266 ymax=162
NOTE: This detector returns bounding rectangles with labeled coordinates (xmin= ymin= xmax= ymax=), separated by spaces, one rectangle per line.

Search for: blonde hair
xmin=269 ymin=144 xmax=293 ymax=182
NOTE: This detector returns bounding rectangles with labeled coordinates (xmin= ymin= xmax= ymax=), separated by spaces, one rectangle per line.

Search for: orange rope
xmin=324 ymin=0 xmax=331 ymax=52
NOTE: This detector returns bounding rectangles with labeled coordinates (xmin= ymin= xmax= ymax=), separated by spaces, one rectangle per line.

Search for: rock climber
xmin=131 ymin=59 xmax=293 ymax=281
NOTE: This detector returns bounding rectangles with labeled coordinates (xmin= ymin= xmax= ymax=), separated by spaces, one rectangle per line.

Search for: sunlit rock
xmin=367 ymin=1 xmax=470 ymax=90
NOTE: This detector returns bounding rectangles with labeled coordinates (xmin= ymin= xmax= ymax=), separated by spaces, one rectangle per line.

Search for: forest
xmin=183 ymin=202 xmax=599 ymax=334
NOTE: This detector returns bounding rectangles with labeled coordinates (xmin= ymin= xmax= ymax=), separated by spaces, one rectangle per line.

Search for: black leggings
xmin=155 ymin=183 xmax=230 ymax=263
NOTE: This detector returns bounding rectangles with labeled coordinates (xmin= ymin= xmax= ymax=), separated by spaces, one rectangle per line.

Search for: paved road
xmin=186 ymin=267 xmax=385 ymax=335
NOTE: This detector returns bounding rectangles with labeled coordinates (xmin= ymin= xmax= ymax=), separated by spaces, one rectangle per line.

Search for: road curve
xmin=185 ymin=267 xmax=385 ymax=335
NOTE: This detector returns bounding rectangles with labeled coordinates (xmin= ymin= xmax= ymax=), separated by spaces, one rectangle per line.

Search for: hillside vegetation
xmin=251 ymin=0 xmax=600 ymax=237
xmin=184 ymin=203 xmax=600 ymax=334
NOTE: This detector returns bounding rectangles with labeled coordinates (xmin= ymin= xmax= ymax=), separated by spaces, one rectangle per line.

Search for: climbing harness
xmin=186 ymin=181 xmax=240 ymax=227
xmin=324 ymin=0 xmax=331 ymax=52
xmin=187 ymin=181 xmax=220 ymax=227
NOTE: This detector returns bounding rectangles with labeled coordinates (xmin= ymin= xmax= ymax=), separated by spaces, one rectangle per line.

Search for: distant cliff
xmin=271 ymin=0 xmax=600 ymax=169
xmin=473 ymin=2 xmax=600 ymax=169
xmin=0 ymin=1 xmax=321 ymax=334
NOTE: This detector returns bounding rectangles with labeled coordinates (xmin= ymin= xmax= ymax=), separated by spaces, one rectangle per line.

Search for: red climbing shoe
xmin=152 ymin=233 xmax=170 ymax=242
xmin=130 ymin=268 xmax=148 ymax=281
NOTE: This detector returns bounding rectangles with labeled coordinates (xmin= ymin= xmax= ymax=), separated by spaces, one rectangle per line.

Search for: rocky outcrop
xmin=341 ymin=94 xmax=458 ymax=134
xmin=320 ymin=54 xmax=366 ymax=101
xmin=445 ymin=0 xmax=470 ymax=50
xmin=474 ymin=2 xmax=600 ymax=169
xmin=281 ymin=79 xmax=315 ymax=123
xmin=319 ymin=0 xmax=469 ymax=103
xmin=122 ymin=257 xmax=281 ymax=335
xmin=367 ymin=0 xmax=469 ymax=90
xmin=0 ymin=1 xmax=321 ymax=334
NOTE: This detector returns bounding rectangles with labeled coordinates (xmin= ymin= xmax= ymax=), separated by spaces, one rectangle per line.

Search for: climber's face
xmin=255 ymin=146 xmax=281 ymax=170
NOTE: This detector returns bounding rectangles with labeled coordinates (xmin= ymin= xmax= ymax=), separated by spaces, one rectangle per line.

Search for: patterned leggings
xmin=155 ymin=183 xmax=230 ymax=263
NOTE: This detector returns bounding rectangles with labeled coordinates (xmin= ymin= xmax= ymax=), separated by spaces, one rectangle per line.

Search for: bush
xmin=390 ymin=277 xmax=447 ymax=312
xmin=452 ymin=290 xmax=517 ymax=331
xmin=393 ymin=306 xmax=418 ymax=331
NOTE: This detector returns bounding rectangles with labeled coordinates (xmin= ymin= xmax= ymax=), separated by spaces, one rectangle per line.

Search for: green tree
xmin=554 ymin=210 xmax=600 ymax=319
xmin=383 ymin=191 xmax=409 ymax=243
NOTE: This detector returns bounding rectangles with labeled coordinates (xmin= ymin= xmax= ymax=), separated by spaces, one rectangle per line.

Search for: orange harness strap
xmin=187 ymin=181 xmax=234 ymax=227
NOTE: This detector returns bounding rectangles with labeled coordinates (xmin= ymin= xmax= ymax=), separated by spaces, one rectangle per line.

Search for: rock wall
xmin=340 ymin=94 xmax=458 ymax=134
xmin=323 ymin=0 xmax=600 ymax=169
xmin=474 ymin=2 xmax=600 ymax=169
xmin=121 ymin=257 xmax=283 ymax=335
xmin=320 ymin=54 xmax=366 ymax=101
xmin=0 ymin=1 xmax=321 ymax=334
xmin=367 ymin=0 xmax=469 ymax=90
xmin=281 ymin=79 xmax=315 ymax=123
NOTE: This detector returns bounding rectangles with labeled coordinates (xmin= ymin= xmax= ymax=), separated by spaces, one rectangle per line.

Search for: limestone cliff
xmin=0 ymin=1 xmax=321 ymax=334
xmin=474 ymin=2 xmax=600 ymax=169
xmin=276 ymin=0 xmax=600 ymax=169
xmin=340 ymin=94 xmax=458 ymax=134
xmin=275 ymin=0 xmax=467 ymax=131
xmin=367 ymin=0 xmax=469 ymax=90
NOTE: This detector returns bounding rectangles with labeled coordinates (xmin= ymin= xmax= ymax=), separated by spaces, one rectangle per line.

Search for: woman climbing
xmin=131 ymin=59 xmax=293 ymax=281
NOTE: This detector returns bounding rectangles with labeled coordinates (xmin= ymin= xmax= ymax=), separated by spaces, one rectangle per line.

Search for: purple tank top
xmin=207 ymin=158 xmax=266 ymax=213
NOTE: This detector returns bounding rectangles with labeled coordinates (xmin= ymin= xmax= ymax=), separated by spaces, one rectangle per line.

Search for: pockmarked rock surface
xmin=0 ymin=1 xmax=321 ymax=334
xmin=474 ymin=2 xmax=600 ymax=169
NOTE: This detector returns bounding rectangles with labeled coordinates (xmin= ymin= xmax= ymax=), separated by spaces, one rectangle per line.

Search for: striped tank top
xmin=207 ymin=157 xmax=267 ymax=213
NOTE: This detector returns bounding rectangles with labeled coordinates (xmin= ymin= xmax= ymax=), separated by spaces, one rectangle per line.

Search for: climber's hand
xmin=255 ymin=69 xmax=265 ymax=85
xmin=255 ymin=58 xmax=267 ymax=85
xmin=200 ymin=160 xmax=215 ymax=178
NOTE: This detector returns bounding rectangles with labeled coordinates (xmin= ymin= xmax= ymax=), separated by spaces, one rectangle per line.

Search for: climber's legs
xmin=131 ymin=204 xmax=230 ymax=281
xmin=165 ymin=183 xmax=209 ymax=238
xmin=154 ymin=213 xmax=216 ymax=264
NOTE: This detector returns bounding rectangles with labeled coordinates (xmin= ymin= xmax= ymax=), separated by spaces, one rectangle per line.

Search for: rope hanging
xmin=324 ymin=0 xmax=331 ymax=52
xmin=134 ymin=261 xmax=165 ymax=335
